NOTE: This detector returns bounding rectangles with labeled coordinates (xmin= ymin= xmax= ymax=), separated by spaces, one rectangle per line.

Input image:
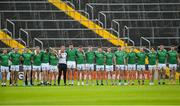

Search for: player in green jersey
xmin=127 ymin=47 xmax=136 ymax=85
xmin=147 ymin=47 xmax=157 ymax=85
xmin=41 ymin=48 xmax=50 ymax=85
xmin=32 ymin=46 xmax=42 ymax=85
xmin=114 ymin=47 xmax=127 ymax=85
xmin=49 ymin=48 xmax=58 ymax=85
xmin=0 ymin=49 xmax=10 ymax=86
xmin=95 ymin=47 xmax=105 ymax=85
xmin=66 ymin=43 xmax=77 ymax=85
xmin=76 ymin=46 xmax=86 ymax=86
xmin=136 ymin=48 xmax=146 ymax=85
xmin=85 ymin=45 xmax=95 ymax=85
xmin=9 ymin=48 xmax=21 ymax=86
xmin=22 ymin=48 xmax=32 ymax=86
xmin=168 ymin=46 xmax=179 ymax=84
xmin=105 ymin=47 xmax=115 ymax=85
xmin=157 ymin=45 xmax=167 ymax=85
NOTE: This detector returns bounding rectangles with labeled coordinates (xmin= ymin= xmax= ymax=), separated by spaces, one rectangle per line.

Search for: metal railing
xmin=6 ymin=19 xmax=15 ymax=38
xmin=19 ymin=28 xmax=29 ymax=47
xmin=3 ymin=28 xmax=12 ymax=38
xmin=98 ymin=12 xmax=106 ymax=28
xmin=85 ymin=3 xmax=180 ymax=19
xmin=111 ymin=20 xmax=120 ymax=35
xmin=100 ymin=11 xmax=180 ymax=13
xmin=99 ymin=12 xmax=180 ymax=28
xmin=64 ymin=1 xmax=75 ymax=9
xmin=112 ymin=19 xmax=180 ymax=21
xmin=85 ymin=3 xmax=94 ymax=19
xmin=33 ymin=38 xmax=43 ymax=49
xmin=140 ymin=37 xmax=151 ymax=49
xmin=124 ymin=27 xmax=180 ymax=44
xmin=143 ymin=37 xmax=180 ymax=48
xmin=87 ymin=3 xmax=180 ymax=6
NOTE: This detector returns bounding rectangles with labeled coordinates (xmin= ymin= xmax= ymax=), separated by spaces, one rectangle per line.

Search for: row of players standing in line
xmin=0 ymin=44 xmax=179 ymax=86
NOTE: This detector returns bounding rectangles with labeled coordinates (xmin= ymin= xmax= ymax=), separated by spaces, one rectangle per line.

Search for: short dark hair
xmin=68 ymin=42 xmax=73 ymax=45
xmin=45 ymin=48 xmax=49 ymax=52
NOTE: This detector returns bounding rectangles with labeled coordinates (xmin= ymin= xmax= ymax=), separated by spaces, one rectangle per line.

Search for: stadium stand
xmin=0 ymin=0 xmax=179 ymax=48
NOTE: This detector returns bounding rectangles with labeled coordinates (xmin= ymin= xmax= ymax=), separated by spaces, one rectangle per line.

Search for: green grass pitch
xmin=0 ymin=82 xmax=180 ymax=106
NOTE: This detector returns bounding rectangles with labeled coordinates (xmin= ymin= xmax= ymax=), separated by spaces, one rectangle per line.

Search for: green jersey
xmin=0 ymin=54 xmax=10 ymax=66
xmin=66 ymin=48 xmax=77 ymax=61
xmin=10 ymin=52 xmax=21 ymax=65
xmin=76 ymin=51 xmax=85 ymax=64
xmin=157 ymin=49 xmax=167 ymax=63
xmin=114 ymin=50 xmax=127 ymax=65
xmin=136 ymin=52 xmax=146 ymax=65
xmin=22 ymin=52 xmax=32 ymax=65
xmin=127 ymin=52 xmax=136 ymax=64
xmin=86 ymin=51 xmax=95 ymax=64
xmin=32 ymin=52 xmax=42 ymax=66
xmin=41 ymin=51 xmax=50 ymax=63
xmin=95 ymin=51 xmax=105 ymax=65
xmin=168 ymin=50 xmax=178 ymax=64
xmin=105 ymin=52 xmax=114 ymax=65
xmin=147 ymin=52 xmax=157 ymax=65
xmin=49 ymin=53 xmax=58 ymax=65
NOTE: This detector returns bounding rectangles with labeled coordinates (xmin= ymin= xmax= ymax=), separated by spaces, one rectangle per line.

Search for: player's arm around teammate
xmin=9 ymin=48 xmax=21 ymax=86
xmin=157 ymin=45 xmax=167 ymax=85
xmin=136 ymin=48 xmax=146 ymax=85
xmin=95 ymin=47 xmax=105 ymax=85
xmin=167 ymin=46 xmax=178 ymax=84
xmin=22 ymin=48 xmax=32 ymax=86
xmin=85 ymin=45 xmax=95 ymax=85
xmin=127 ymin=48 xmax=137 ymax=85
xmin=0 ymin=49 xmax=10 ymax=86
xmin=114 ymin=47 xmax=127 ymax=85
xmin=41 ymin=48 xmax=50 ymax=85
xmin=49 ymin=48 xmax=59 ymax=85
xmin=105 ymin=47 xmax=115 ymax=85
xmin=66 ymin=43 xmax=77 ymax=85
xmin=147 ymin=47 xmax=157 ymax=85
xmin=76 ymin=46 xmax=86 ymax=86
xmin=32 ymin=46 xmax=42 ymax=85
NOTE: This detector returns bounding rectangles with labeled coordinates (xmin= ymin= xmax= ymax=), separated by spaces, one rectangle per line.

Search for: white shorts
xmin=137 ymin=65 xmax=145 ymax=71
xmin=23 ymin=65 xmax=32 ymax=71
xmin=77 ymin=64 xmax=86 ymax=70
xmin=50 ymin=65 xmax=58 ymax=72
xmin=1 ymin=66 xmax=9 ymax=72
xmin=67 ymin=61 xmax=76 ymax=69
xmin=96 ymin=65 xmax=104 ymax=71
xmin=148 ymin=65 xmax=156 ymax=71
xmin=105 ymin=65 xmax=114 ymax=72
xmin=169 ymin=64 xmax=177 ymax=70
xmin=41 ymin=63 xmax=50 ymax=71
xmin=127 ymin=64 xmax=136 ymax=70
xmin=86 ymin=64 xmax=94 ymax=70
xmin=10 ymin=65 xmax=19 ymax=71
xmin=33 ymin=66 xmax=41 ymax=71
xmin=158 ymin=63 xmax=166 ymax=69
xmin=116 ymin=65 xmax=127 ymax=71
